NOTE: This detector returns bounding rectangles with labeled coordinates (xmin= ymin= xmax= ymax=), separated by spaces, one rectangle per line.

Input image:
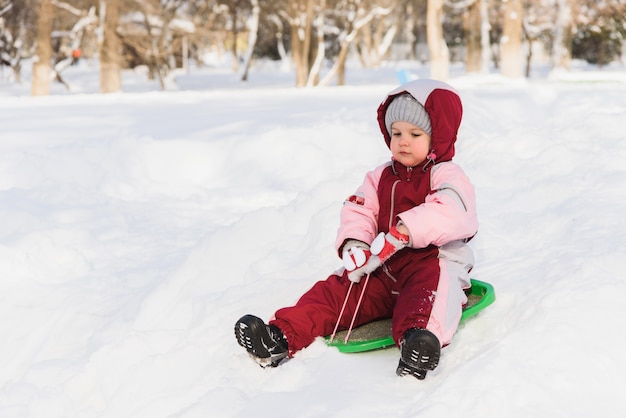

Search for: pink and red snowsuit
xmin=270 ymin=79 xmax=478 ymax=355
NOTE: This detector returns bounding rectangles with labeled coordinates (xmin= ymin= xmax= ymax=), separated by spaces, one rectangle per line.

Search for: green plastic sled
xmin=325 ymin=279 xmax=495 ymax=353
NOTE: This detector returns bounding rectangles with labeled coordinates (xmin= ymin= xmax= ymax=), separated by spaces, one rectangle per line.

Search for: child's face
xmin=389 ymin=121 xmax=432 ymax=167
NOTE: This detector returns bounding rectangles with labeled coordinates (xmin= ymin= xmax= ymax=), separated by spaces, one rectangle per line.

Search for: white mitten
xmin=342 ymin=240 xmax=372 ymax=283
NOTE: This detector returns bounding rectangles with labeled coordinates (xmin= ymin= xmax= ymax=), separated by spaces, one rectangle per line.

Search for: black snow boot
xmin=234 ymin=314 xmax=289 ymax=368
xmin=396 ymin=328 xmax=441 ymax=380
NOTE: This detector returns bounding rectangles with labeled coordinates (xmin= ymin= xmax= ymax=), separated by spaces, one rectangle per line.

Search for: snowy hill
xmin=1 ymin=61 xmax=626 ymax=417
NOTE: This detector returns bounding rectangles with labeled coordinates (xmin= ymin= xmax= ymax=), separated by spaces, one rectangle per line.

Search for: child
xmin=234 ymin=79 xmax=478 ymax=380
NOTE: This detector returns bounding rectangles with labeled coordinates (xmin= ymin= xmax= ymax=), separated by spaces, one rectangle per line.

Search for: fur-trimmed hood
xmin=377 ymin=79 xmax=463 ymax=164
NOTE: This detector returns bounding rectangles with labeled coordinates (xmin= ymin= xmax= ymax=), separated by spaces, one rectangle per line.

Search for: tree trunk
xmin=241 ymin=0 xmax=260 ymax=81
xmin=290 ymin=23 xmax=305 ymax=86
xmin=319 ymin=6 xmax=391 ymax=86
xmin=290 ymin=0 xmax=314 ymax=87
xmin=525 ymin=36 xmax=533 ymax=77
xmin=376 ymin=21 xmax=397 ymax=67
xmin=359 ymin=20 xmax=373 ymax=67
xmin=404 ymin=2 xmax=416 ymax=61
xmin=464 ymin=0 xmax=482 ymax=73
xmin=500 ymin=0 xmax=523 ymax=78
xmin=31 ymin=0 xmax=53 ymax=96
xmin=357 ymin=15 xmax=396 ymax=68
xmin=289 ymin=2 xmax=301 ymax=86
xmin=306 ymin=5 xmax=326 ymax=86
xmin=300 ymin=0 xmax=315 ymax=86
xmin=480 ymin=0 xmax=491 ymax=73
xmin=99 ymin=0 xmax=121 ymax=93
xmin=230 ymin=5 xmax=239 ymax=72
xmin=552 ymin=0 xmax=573 ymax=71
xmin=427 ymin=0 xmax=449 ymax=80
xmin=271 ymin=17 xmax=288 ymax=66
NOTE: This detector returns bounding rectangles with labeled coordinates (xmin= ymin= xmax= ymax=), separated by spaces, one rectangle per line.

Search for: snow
xmin=1 ymin=60 xmax=626 ymax=417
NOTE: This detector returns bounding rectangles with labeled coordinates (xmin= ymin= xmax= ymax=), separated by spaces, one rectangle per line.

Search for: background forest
xmin=1 ymin=0 xmax=626 ymax=93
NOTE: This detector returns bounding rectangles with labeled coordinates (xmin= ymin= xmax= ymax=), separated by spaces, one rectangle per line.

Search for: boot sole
xmin=234 ymin=315 xmax=287 ymax=368
xmin=396 ymin=330 xmax=440 ymax=380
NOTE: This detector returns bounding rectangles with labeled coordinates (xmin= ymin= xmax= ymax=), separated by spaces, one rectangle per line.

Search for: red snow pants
xmin=270 ymin=250 xmax=441 ymax=355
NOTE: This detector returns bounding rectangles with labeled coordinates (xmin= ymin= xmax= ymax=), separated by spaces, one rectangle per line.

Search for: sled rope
xmin=329 ymin=281 xmax=354 ymax=343
xmin=344 ymin=273 xmax=371 ymax=343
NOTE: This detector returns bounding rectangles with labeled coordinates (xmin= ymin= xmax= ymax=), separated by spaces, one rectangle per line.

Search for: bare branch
xmin=0 ymin=2 xmax=13 ymax=18
xmin=51 ymin=0 xmax=83 ymax=16
xmin=445 ymin=0 xmax=477 ymax=11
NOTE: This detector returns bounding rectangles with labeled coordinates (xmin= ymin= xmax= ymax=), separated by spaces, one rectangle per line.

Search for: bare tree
xmin=4 ymin=0 xmax=94 ymax=86
xmin=306 ymin=0 xmax=325 ymax=86
xmin=427 ymin=0 xmax=449 ymax=80
xmin=479 ymin=0 xmax=490 ymax=72
xmin=286 ymin=0 xmax=316 ymax=87
xmin=163 ymin=1 xmax=229 ymax=69
xmin=459 ymin=0 xmax=490 ymax=73
xmin=0 ymin=0 xmax=30 ymax=83
xmin=521 ymin=0 xmax=556 ymax=77
xmin=463 ymin=0 xmax=480 ymax=72
xmin=47 ymin=1 xmax=99 ymax=89
xmin=266 ymin=13 xmax=289 ymax=64
xmin=240 ymin=0 xmax=260 ymax=81
xmin=355 ymin=0 xmax=398 ymax=67
xmin=551 ymin=0 xmax=573 ymax=70
xmin=227 ymin=0 xmax=242 ymax=71
xmin=500 ymin=0 xmax=523 ymax=78
xmin=319 ymin=1 xmax=393 ymax=86
xmin=31 ymin=0 xmax=53 ymax=95
xmin=99 ymin=0 xmax=121 ymax=93
xmin=115 ymin=0 xmax=192 ymax=89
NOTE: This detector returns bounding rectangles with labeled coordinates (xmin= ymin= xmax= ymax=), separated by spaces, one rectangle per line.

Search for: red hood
xmin=377 ymin=79 xmax=463 ymax=164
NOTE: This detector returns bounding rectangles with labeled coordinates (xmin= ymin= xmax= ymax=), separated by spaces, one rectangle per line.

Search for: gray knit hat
xmin=384 ymin=93 xmax=432 ymax=136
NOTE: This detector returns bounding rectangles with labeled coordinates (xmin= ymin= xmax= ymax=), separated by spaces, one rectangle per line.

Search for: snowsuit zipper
xmin=388 ymin=166 xmax=414 ymax=231
xmin=389 ymin=179 xmax=400 ymax=231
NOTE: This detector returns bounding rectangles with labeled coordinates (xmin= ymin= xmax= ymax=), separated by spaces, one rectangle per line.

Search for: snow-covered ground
xmin=1 ymin=59 xmax=626 ymax=417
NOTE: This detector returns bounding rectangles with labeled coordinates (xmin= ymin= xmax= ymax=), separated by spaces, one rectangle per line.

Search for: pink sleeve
xmin=397 ymin=162 xmax=478 ymax=248
xmin=334 ymin=163 xmax=386 ymax=254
